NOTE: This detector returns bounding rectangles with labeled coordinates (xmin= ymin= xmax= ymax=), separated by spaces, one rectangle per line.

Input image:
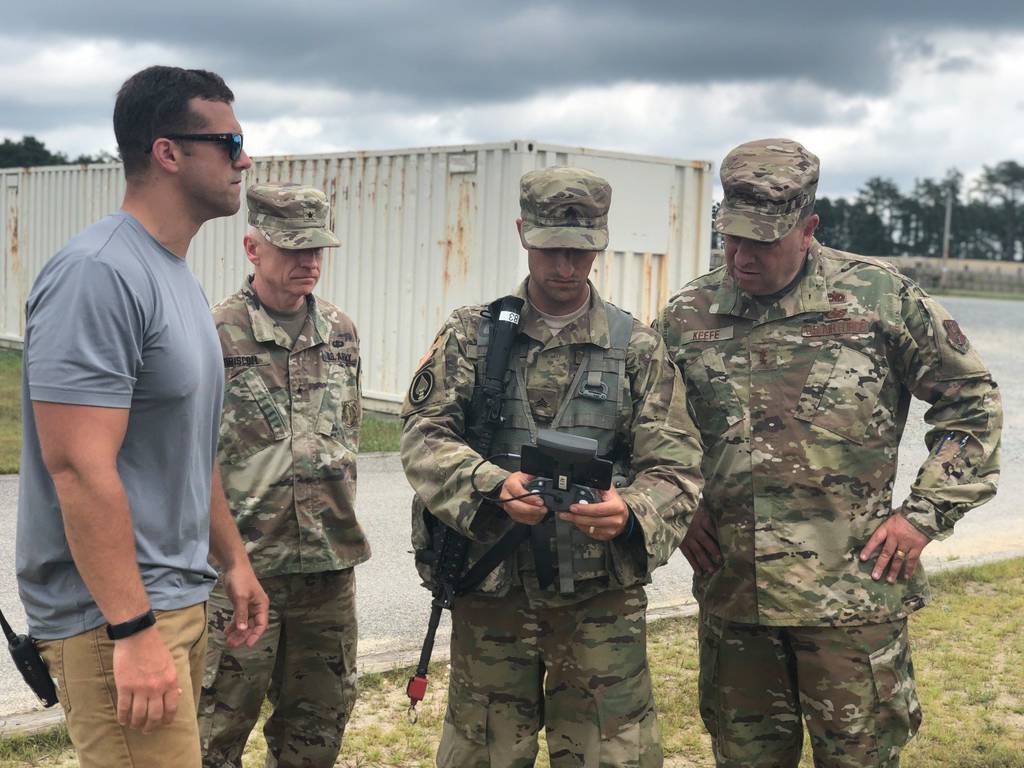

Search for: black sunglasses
xmin=154 ymin=132 xmax=244 ymax=161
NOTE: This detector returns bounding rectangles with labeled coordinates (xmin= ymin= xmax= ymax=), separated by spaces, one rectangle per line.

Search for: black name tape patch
xmin=322 ymin=350 xmax=357 ymax=365
xmin=223 ymin=354 xmax=270 ymax=368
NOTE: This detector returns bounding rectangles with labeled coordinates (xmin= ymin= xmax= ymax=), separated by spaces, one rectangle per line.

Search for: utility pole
xmin=940 ymin=186 xmax=953 ymax=288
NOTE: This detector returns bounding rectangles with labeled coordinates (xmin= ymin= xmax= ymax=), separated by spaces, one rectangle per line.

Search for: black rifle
xmin=406 ymin=295 xmax=524 ymax=717
xmin=1 ymin=607 xmax=58 ymax=707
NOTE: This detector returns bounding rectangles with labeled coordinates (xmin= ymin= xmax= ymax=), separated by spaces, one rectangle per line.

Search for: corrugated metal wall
xmin=1 ymin=141 xmax=712 ymax=410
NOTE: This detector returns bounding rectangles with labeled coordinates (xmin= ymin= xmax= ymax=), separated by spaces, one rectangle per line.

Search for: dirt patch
xmin=964 ymin=582 xmax=1001 ymax=597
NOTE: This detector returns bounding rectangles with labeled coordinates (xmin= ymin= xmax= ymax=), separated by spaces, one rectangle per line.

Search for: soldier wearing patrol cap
xmin=655 ymin=139 xmax=1002 ymax=767
xmin=198 ymin=183 xmax=370 ymax=768
xmin=401 ymin=166 xmax=704 ymax=766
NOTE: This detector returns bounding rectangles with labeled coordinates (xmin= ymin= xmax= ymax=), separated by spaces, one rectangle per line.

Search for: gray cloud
xmin=2 ymin=1 xmax=1022 ymax=200
xmin=5 ymin=1 xmax=1023 ymax=108
xmin=936 ymin=55 xmax=980 ymax=73
xmin=0 ymin=100 xmax=112 ymax=135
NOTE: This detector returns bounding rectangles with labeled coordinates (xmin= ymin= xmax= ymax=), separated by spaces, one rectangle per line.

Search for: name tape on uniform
xmin=223 ymin=353 xmax=272 ymax=368
xmin=801 ymin=319 xmax=870 ymax=338
xmin=679 ymin=326 xmax=734 ymax=344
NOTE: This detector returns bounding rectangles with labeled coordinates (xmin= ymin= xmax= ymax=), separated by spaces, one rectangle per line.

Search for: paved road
xmin=3 ymin=295 xmax=1022 ymax=719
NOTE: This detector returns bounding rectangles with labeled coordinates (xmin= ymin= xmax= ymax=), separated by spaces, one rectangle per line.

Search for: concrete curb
xmin=3 ymin=550 xmax=1022 ymax=739
xmin=1 ymin=599 xmax=701 ymax=738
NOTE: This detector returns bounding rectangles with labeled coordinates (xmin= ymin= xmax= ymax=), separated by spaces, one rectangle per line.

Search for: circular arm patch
xmin=409 ymin=369 xmax=435 ymax=404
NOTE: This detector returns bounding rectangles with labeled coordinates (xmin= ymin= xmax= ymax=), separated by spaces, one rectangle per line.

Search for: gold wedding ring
xmin=894 ymin=549 xmax=907 ymax=559
xmin=588 ymin=525 xmax=595 ymax=535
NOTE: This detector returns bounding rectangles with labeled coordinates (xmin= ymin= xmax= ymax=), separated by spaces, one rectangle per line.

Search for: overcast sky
xmin=2 ymin=1 xmax=1022 ymax=198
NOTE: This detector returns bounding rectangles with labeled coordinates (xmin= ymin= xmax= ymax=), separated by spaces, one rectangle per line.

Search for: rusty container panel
xmin=1 ymin=141 xmax=712 ymax=410
xmin=1 ymin=171 xmax=16 ymax=345
xmin=1 ymin=163 xmax=128 ymax=345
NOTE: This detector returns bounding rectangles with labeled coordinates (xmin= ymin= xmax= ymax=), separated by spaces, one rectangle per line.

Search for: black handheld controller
xmin=524 ymin=477 xmax=600 ymax=511
xmin=520 ymin=429 xmax=612 ymax=511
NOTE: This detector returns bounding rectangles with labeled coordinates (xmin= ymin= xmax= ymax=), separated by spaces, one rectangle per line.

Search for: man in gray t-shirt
xmin=19 ymin=210 xmax=224 ymax=637
xmin=17 ymin=66 xmax=268 ymax=768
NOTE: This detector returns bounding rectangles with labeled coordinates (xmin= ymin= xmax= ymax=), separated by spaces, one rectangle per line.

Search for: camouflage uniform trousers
xmin=199 ymin=569 xmax=358 ymax=768
xmin=698 ymin=613 xmax=922 ymax=768
xmin=439 ymin=585 xmax=662 ymax=768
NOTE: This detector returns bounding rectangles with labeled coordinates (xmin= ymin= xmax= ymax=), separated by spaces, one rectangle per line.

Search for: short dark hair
xmin=113 ymin=66 xmax=235 ymax=179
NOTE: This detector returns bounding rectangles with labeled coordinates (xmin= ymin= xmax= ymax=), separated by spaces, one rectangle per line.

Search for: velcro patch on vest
xmin=801 ymin=319 xmax=871 ymax=337
xmin=419 ymin=329 xmax=451 ymax=368
xmin=678 ymin=326 xmax=734 ymax=344
xmin=223 ymin=353 xmax=271 ymax=368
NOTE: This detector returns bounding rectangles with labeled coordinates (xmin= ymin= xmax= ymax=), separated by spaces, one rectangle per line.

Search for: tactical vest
xmin=468 ymin=301 xmax=635 ymax=591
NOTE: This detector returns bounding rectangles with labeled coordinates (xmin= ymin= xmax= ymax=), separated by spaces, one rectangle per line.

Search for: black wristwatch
xmin=106 ymin=610 xmax=156 ymax=640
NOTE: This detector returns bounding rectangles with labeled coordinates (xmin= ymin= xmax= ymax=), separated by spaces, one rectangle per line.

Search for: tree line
xmin=815 ymin=162 xmax=1024 ymax=262
xmin=0 ymin=136 xmax=116 ymax=169
xmin=4 ymin=135 xmax=1021 ymax=262
xmin=710 ymin=161 xmax=1024 ymax=262
xmin=709 ymin=164 xmax=1023 ymax=263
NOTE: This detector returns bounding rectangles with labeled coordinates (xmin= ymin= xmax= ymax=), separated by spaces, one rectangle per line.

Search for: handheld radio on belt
xmin=1 ymin=607 xmax=58 ymax=707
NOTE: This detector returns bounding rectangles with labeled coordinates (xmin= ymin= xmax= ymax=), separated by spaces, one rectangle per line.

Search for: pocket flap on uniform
xmin=794 ymin=342 xmax=885 ymax=445
xmin=447 ymin=688 xmax=489 ymax=745
xmin=239 ymin=368 xmax=288 ymax=441
xmin=866 ymin=624 xmax=922 ymax=751
xmin=868 ymin=631 xmax=905 ymax=701
xmin=683 ymin=350 xmax=745 ymax=430
xmin=315 ymin=370 xmax=361 ymax=451
xmin=595 ymin=671 xmax=653 ymax=740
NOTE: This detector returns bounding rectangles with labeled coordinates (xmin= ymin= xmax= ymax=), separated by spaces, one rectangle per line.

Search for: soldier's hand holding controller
xmin=561 ymin=486 xmax=630 ymax=541
xmin=499 ymin=471 xmax=548 ymax=524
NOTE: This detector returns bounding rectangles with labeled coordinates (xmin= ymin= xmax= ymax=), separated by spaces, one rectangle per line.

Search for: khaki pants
xmin=38 ymin=602 xmax=209 ymax=768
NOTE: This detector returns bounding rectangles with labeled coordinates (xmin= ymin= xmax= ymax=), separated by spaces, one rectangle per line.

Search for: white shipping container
xmin=1 ymin=140 xmax=713 ymax=411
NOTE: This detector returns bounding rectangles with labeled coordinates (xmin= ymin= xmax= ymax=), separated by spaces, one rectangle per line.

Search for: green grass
xmin=929 ymin=287 xmax=1024 ymax=301
xmin=0 ymin=349 xmax=401 ymax=475
xmin=0 ymin=726 xmax=72 ymax=766
xmin=358 ymin=413 xmax=402 ymax=453
xmin=5 ymin=558 xmax=1022 ymax=767
xmin=0 ymin=350 xmax=21 ymax=474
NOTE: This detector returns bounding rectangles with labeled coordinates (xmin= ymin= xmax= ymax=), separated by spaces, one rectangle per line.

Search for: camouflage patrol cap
xmin=520 ymin=166 xmax=611 ymax=251
xmin=715 ymin=138 xmax=820 ymax=242
xmin=246 ymin=183 xmax=340 ymax=249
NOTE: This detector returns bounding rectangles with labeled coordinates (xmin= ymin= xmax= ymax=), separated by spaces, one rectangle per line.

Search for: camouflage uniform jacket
xmin=213 ymin=276 xmax=371 ymax=578
xmin=401 ymin=279 xmax=703 ymax=607
xmin=655 ymin=240 xmax=1002 ymax=627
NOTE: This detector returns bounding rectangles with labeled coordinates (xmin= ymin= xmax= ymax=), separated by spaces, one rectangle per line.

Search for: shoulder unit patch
xmin=409 ymin=369 xmax=435 ymax=404
xmin=942 ymin=319 xmax=970 ymax=354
